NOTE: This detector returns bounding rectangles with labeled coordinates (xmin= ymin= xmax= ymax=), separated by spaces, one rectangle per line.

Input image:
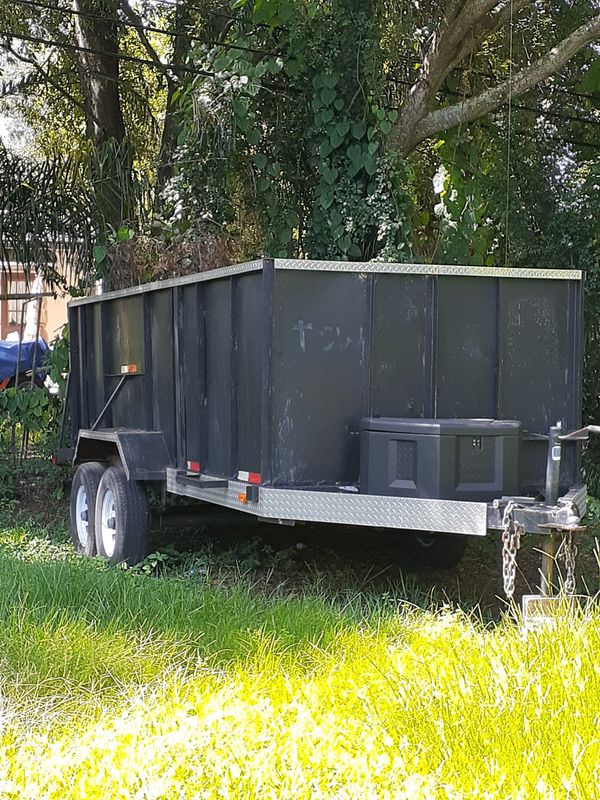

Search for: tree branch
xmin=453 ymin=0 xmax=502 ymax=35
xmin=400 ymin=13 xmax=600 ymax=154
xmin=445 ymin=0 xmax=529 ymax=75
xmin=4 ymin=43 xmax=96 ymax=126
xmin=119 ymin=0 xmax=177 ymax=83
xmin=0 ymin=70 xmax=40 ymax=99
xmin=399 ymin=1 xmax=503 ymax=153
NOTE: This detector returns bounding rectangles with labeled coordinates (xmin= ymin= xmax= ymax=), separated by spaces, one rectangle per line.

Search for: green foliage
xmin=0 ymin=140 xmax=149 ymax=289
xmin=424 ymin=128 xmax=498 ymax=265
xmin=47 ymin=325 xmax=69 ymax=398
xmin=0 ymin=331 xmax=69 ymax=502
xmin=0 ymin=387 xmax=53 ymax=434
xmin=170 ymin=0 xmax=412 ymax=260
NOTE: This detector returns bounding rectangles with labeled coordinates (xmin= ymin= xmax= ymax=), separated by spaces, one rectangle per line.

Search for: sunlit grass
xmin=0 ymin=509 xmax=598 ymax=798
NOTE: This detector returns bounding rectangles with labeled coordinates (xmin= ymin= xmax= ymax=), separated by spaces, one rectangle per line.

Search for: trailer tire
xmin=94 ymin=466 xmax=150 ymax=566
xmin=70 ymin=462 xmax=106 ymax=557
xmin=406 ymin=532 xmax=468 ymax=569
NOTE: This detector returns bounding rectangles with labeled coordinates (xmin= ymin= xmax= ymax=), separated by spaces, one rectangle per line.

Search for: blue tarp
xmin=0 ymin=339 xmax=49 ymax=382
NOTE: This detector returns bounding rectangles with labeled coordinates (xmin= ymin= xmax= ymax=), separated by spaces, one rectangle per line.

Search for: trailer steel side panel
xmin=69 ymin=260 xmax=583 ymax=499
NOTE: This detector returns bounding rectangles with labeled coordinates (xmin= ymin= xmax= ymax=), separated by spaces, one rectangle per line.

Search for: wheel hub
xmin=75 ymin=485 xmax=89 ymax=546
xmin=100 ymin=489 xmax=117 ymax=557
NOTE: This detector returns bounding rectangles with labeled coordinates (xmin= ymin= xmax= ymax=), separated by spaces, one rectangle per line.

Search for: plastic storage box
xmin=360 ymin=418 xmax=521 ymax=501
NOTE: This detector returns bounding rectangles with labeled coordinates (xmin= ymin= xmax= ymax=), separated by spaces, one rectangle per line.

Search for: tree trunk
xmin=72 ymin=0 xmax=126 ymax=145
xmin=72 ymin=0 xmax=131 ymax=235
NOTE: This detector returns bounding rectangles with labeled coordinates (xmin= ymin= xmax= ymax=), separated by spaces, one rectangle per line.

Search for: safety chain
xmin=501 ymin=501 xmax=523 ymax=600
xmin=560 ymin=530 xmax=578 ymax=596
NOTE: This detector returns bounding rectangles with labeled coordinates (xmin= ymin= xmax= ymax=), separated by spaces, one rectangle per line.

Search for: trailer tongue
xmin=64 ymin=258 xmax=586 ymax=600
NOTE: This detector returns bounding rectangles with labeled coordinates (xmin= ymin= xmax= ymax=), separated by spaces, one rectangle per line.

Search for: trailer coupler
xmin=490 ymin=418 xmax=594 ymax=603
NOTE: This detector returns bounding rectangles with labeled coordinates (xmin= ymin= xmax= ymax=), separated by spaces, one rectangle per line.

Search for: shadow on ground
xmin=150 ymin=506 xmax=600 ymax=617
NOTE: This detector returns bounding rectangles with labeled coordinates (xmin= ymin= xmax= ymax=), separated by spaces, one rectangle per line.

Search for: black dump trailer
xmin=65 ymin=258 xmax=588 ymax=591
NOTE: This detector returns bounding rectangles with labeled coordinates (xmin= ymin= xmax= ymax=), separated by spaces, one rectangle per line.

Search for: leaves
xmin=173 ymin=0 xmax=412 ymax=264
xmin=93 ymin=245 xmax=108 ymax=265
xmin=0 ymin=149 xmax=95 ymax=288
xmin=0 ymin=387 xmax=54 ymax=432
xmin=351 ymin=121 xmax=366 ymax=140
xmin=320 ymin=87 xmax=337 ymax=107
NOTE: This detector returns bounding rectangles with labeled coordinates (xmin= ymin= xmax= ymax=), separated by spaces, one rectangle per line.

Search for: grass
xmin=0 ymin=504 xmax=599 ymax=797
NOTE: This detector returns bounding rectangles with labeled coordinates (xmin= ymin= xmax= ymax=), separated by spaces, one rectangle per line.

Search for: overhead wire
xmin=0 ymin=27 xmax=214 ymax=76
xmin=6 ymin=0 xmax=277 ymax=55
xmin=1 ymin=7 xmax=599 ymax=140
xmin=135 ymin=0 xmax=242 ymax=20
xmin=504 ymin=0 xmax=514 ymax=266
xmin=387 ymin=77 xmax=600 ymax=134
xmin=6 ymin=1 xmax=600 ymax=111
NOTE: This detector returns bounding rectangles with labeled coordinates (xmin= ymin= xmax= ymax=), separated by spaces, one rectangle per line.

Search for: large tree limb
xmin=445 ymin=0 xmax=529 ymax=76
xmin=453 ymin=0 xmax=503 ymax=34
xmin=72 ymin=0 xmax=126 ymax=145
xmin=399 ymin=12 xmax=600 ymax=154
xmin=399 ymin=1 xmax=504 ymax=153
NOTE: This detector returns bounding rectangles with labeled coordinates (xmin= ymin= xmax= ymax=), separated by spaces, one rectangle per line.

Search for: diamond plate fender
xmin=165 ymin=470 xmax=488 ymax=535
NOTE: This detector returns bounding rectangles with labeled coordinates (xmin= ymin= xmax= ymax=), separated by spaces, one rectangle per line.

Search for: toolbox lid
xmin=361 ymin=418 xmax=522 ymax=436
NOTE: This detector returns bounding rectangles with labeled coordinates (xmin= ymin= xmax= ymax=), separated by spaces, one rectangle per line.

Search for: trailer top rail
xmin=68 ymin=259 xmax=583 ymax=307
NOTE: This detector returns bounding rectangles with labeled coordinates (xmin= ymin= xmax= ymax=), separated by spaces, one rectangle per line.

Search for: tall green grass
xmin=0 ymin=512 xmax=598 ymax=798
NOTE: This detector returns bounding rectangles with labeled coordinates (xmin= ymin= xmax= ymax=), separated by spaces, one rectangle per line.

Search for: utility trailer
xmin=64 ymin=258 xmax=589 ymax=597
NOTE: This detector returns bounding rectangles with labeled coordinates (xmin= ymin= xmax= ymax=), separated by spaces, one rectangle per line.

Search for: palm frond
xmin=0 ymin=145 xmax=94 ymax=289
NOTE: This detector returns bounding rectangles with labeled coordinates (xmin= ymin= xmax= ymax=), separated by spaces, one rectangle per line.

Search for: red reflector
xmin=187 ymin=461 xmax=201 ymax=473
xmin=237 ymin=470 xmax=261 ymax=484
xmin=120 ymin=364 xmax=138 ymax=374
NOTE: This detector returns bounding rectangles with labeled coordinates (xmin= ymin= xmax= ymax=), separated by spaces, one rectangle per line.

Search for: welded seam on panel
xmin=68 ymin=260 xmax=264 ymax=307
xmin=273 ymin=259 xmax=582 ymax=281
xmin=165 ymin=469 xmax=488 ymax=535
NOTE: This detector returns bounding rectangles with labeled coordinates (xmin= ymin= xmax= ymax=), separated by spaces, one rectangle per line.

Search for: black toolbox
xmin=360 ymin=418 xmax=521 ymax=501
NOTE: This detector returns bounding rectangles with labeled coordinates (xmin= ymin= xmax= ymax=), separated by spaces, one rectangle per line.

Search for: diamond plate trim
xmin=166 ymin=470 xmax=488 ymax=535
xmin=69 ymin=259 xmax=581 ymax=307
xmin=273 ymin=259 xmax=582 ymax=282
xmin=69 ymin=260 xmax=264 ymax=307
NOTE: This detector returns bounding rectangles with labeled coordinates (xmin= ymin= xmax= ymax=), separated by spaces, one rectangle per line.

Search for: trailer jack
xmin=501 ymin=423 xmax=598 ymax=621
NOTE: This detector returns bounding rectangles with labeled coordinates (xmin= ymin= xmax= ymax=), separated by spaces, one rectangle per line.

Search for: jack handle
xmin=559 ymin=425 xmax=600 ymax=442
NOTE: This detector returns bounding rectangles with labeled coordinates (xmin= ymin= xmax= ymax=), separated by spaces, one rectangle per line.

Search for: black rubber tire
xmin=405 ymin=532 xmax=468 ymax=569
xmin=94 ymin=465 xmax=150 ymax=566
xmin=69 ymin=462 xmax=106 ymax=557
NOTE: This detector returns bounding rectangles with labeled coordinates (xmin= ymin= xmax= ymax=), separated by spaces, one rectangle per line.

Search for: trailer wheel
xmin=70 ymin=462 xmax=106 ymax=556
xmin=407 ymin=532 xmax=468 ymax=569
xmin=94 ymin=466 xmax=150 ymax=566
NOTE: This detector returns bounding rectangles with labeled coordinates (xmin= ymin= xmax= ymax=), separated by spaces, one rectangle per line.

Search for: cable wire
xmin=7 ymin=0 xmax=276 ymax=55
xmin=0 ymin=27 xmax=214 ymax=76
xmin=504 ymin=0 xmax=514 ymax=267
